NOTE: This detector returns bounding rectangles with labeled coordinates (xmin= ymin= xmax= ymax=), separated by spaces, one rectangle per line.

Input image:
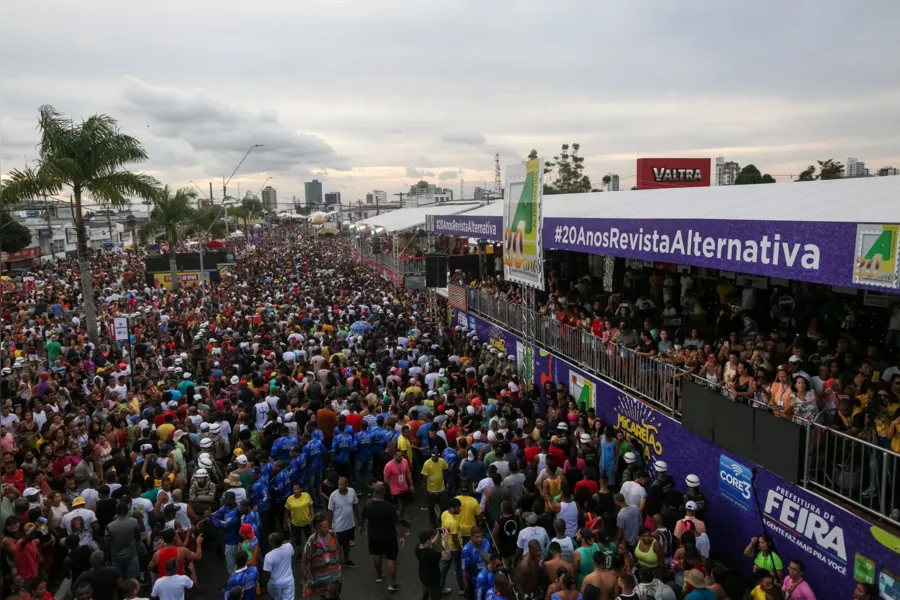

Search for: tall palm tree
xmin=139 ymin=186 xmax=198 ymax=291
xmin=0 ymin=105 xmax=157 ymax=343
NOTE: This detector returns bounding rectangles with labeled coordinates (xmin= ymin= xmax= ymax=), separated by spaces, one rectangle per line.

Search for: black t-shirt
xmin=68 ymin=544 xmax=94 ymax=581
xmin=74 ymin=566 xmax=122 ymax=600
xmin=496 ymin=515 xmax=519 ymax=558
xmin=362 ymin=499 xmax=399 ymax=545
xmin=95 ymin=498 xmax=119 ymax=534
xmin=415 ymin=545 xmax=442 ymax=587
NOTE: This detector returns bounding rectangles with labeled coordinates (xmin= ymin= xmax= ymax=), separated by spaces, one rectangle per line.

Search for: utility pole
xmin=107 ymin=207 xmax=114 ymax=246
xmin=393 ymin=192 xmax=406 ymax=209
xmin=209 ymin=182 xmax=214 ymax=206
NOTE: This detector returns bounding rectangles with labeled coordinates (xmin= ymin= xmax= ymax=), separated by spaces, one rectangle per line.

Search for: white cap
xmin=788 ymin=355 xmax=802 ymax=363
xmin=685 ymin=501 xmax=698 ymax=511
xmin=466 ymin=405 xmax=475 ymax=415
xmin=200 ymin=422 xmax=210 ymax=430
xmin=654 ymin=460 xmax=668 ymax=472
xmin=236 ymin=455 xmax=249 ymax=464
xmin=194 ymin=468 xmax=209 ymax=478
xmin=487 ymin=431 xmax=496 ymax=442
xmin=579 ymin=433 xmax=592 ymax=444
xmin=194 ymin=394 xmax=202 ymax=401
xmin=685 ymin=474 xmax=701 ymax=487
xmin=473 ymin=431 xmax=482 ymax=440
xmin=183 ymin=372 xmax=192 ymax=379
xmin=200 ymin=438 xmax=213 ymax=448
xmin=624 ymin=451 xmax=637 ymax=464
xmin=230 ymin=375 xmax=240 ymax=385
xmin=557 ymin=422 xmax=568 ymax=430
xmin=210 ymin=423 xmax=221 ymax=434
xmin=199 ymin=457 xmax=213 ymax=468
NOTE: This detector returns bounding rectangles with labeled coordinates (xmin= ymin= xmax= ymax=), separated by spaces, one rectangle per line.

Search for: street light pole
xmin=222 ymin=144 xmax=263 ymax=235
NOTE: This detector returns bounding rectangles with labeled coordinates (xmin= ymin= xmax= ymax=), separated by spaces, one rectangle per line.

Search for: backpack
xmin=306 ymin=381 xmax=323 ymax=403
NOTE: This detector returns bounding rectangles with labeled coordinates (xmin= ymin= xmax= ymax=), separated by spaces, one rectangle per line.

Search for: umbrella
xmin=350 ymin=320 xmax=372 ymax=334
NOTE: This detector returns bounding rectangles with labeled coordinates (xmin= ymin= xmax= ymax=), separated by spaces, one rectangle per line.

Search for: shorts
xmin=337 ymin=528 xmax=355 ymax=546
xmin=390 ymin=489 xmax=413 ymax=505
xmin=368 ymin=538 xmax=399 ymax=561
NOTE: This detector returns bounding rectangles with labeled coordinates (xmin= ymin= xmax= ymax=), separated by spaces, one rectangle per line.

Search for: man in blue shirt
xmin=289 ymin=445 xmax=306 ymax=489
xmin=369 ymin=416 xmax=389 ymax=453
xmin=222 ymin=551 xmax=259 ymax=600
xmin=462 ymin=526 xmax=493 ymax=598
xmin=270 ymin=461 xmax=292 ymax=536
xmin=239 ymin=498 xmax=263 ymax=539
xmin=250 ymin=466 xmax=270 ymax=546
xmin=474 ymin=552 xmax=503 ymax=600
xmin=301 ymin=431 xmax=326 ymax=506
xmin=332 ymin=425 xmax=353 ymax=481
xmin=271 ymin=426 xmax=294 ymax=463
xmin=416 ymin=416 xmax=434 ymax=449
xmin=210 ymin=491 xmax=241 ymax=574
xmin=353 ymin=422 xmax=374 ymax=490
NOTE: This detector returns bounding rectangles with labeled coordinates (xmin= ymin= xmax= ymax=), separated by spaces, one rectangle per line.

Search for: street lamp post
xmin=222 ymin=144 xmax=263 ymax=236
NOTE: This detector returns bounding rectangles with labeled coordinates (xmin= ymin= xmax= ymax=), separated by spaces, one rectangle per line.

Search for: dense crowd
xmin=1 ymin=229 xmax=877 ymax=600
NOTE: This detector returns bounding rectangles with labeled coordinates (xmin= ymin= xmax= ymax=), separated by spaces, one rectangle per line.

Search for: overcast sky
xmin=2 ymin=0 xmax=898 ymax=206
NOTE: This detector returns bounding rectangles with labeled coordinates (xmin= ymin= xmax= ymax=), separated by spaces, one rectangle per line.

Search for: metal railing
xmin=464 ymin=287 xmax=683 ymax=414
xmin=462 ymin=284 xmax=900 ymax=527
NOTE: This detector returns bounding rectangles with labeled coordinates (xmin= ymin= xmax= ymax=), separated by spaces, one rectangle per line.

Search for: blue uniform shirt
xmin=332 ymin=432 xmax=353 ymax=464
xmin=474 ymin=568 xmax=496 ymax=600
xmin=211 ymin=505 xmax=241 ymax=545
xmin=301 ymin=438 xmax=326 ymax=473
xmin=271 ymin=469 xmax=292 ymax=503
xmin=354 ymin=430 xmax=374 ymax=462
xmin=462 ymin=538 xmax=491 ymax=581
xmin=250 ymin=479 xmax=270 ymax=512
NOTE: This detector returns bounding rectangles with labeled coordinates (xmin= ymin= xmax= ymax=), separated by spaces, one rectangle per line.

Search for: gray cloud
xmin=442 ymin=133 xmax=486 ymax=146
xmin=438 ymin=170 xmax=460 ymax=180
xmin=119 ymin=76 xmax=350 ymax=176
xmin=405 ymin=167 xmax=436 ymax=178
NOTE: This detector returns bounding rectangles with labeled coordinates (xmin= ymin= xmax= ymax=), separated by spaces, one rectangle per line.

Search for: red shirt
xmin=1 ymin=469 xmax=25 ymax=492
xmin=575 ymin=479 xmax=599 ymax=497
xmin=52 ymin=456 xmax=76 ymax=478
xmin=447 ymin=427 xmax=463 ymax=443
xmin=547 ymin=444 xmax=565 ymax=466
xmin=524 ymin=446 xmax=541 ymax=465
xmin=345 ymin=413 xmax=362 ymax=433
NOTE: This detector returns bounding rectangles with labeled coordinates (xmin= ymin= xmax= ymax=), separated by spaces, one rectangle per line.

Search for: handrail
xmin=458 ymin=283 xmax=900 ymax=527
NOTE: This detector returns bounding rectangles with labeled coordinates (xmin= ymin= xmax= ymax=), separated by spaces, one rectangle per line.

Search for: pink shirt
xmin=781 ymin=577 xmax=816 ymax=600
xmin=383 ymin=458 xmax=411 ymax=496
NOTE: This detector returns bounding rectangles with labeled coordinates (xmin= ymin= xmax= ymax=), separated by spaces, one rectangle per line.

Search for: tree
xmin=527 ymin=149 xmax=539 ymax=160
xmin=190 ymin=206 xmax=227 ymax=240
xmin=543 ymin=143 xmax=593 ymax=194
xmin=0 ymin=105 xmax=157 ymax=342
xmin=734 ymin=164 xmax=776 ymax=185
xmin=795 ymin=159 xmax=844 ymax=181
xmin=601 ymin=174 xmax=612 ymax=191
xmin=139 ymin=186 xmax=197 ymax=291
xmin=818 ymin=159 xmax=844 ymax=180
xmin=0 ymin=212 xmax=33 ymax=253
xmin=228 ymin=197 xmax=264 ymax=233
xmin=631 ymin=186 xmax=638 ymax=191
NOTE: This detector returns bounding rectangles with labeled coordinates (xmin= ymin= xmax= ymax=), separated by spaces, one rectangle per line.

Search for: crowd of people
xmin=457 ymin=266 xmax=900 ymax=520
xmin=0 ymin=227 xmax=877 ymax=600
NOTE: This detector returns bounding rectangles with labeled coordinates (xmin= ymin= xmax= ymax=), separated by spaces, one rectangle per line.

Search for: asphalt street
xmin=195 ymin=493 xmax=447 ymax=600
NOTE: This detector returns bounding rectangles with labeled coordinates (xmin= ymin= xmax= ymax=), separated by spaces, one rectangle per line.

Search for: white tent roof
xmin=427 ymin=177 xmax=900 ymax=224
xmin=357 ymin=202 xmax=481 ymax=233
xmin=544 ymin=176 xmax=900 ymax=222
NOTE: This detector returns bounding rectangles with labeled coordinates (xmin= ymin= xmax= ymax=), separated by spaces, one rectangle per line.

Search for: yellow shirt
xmin=421 ymin=458 xmax=448 ymax=493
xmin=441 ymin=510 xmax=462 ymax=551
xmin=455 ymin=495 xmax=481 ymax=537
xmin=285 ymin=492 xmax=313 ymax=527
xmin=157 ymin=423 xmax=175 ymax=442
xmin=397 ymin=435 xmax=413 ymax=463
xmin=749 ymin=585 xmax=767 ymax=600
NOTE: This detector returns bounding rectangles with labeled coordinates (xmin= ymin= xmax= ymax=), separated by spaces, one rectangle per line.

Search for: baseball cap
xmin=236 ymin=455 xmax=249 ymax=464
xmin=685 ymin=501 xmax=698 ymax=511
xmin=71 ymin=497 xmax=86 ymax=507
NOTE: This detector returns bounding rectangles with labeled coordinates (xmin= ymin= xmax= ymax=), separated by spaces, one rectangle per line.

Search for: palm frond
xmin=85 ymin=171 xmax=159 ymax=208
xmin=0 ymin=167 xmax=61 ymax=208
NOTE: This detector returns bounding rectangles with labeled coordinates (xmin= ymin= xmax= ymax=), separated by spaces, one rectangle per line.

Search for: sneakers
xmin=458 ymin=590 xmax=466 ymax=596
xmin=349 ymin=540 xmax=355 ymax=547
xmin=388 ymin=585 xmax=401 ymax=593
xmin=345 ymin=560 xmax=359 ymax=569
xmin=441 ymin=588 xmax=452 ymax=595
xmin=376 ymin=575 xmax=384 ymax=583
xmin=862 ymin=486 xmax=878 ymax=499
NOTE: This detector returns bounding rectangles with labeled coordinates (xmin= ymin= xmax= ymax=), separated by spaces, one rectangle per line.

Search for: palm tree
xmin=0 ymin=105 xmax=157 ymax=343
xmin=190 ymin=206 xmax=227 ymax=240
xmin=602 ymin=174 xmax=612 ymax=191
xmin=139 ymin=186 xmax=198 ymax=291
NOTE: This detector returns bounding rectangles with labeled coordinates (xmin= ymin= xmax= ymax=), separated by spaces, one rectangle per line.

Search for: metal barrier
xmin=465 ymin=287 xmax=682 ymax=414
xmin=462 ymin=285 xmax=900 ymax=527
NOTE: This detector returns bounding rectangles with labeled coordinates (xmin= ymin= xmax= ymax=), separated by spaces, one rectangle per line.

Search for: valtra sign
xmin=636 ymin=158 xmax=711 ymax=190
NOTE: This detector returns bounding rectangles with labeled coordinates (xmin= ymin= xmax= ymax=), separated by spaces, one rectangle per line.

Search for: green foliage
xmin=734 ymin=164 xmax=776 ymax=185
xmin=796 ymin=159 xmax=844 ymax=181
xmin=189 ymin=206 xmax=227 ymax=240
xmin=0 ymin=212 xmax=33 ymax=253
xmin=542 ymin=143 xmax=593 ymax=194
xmin=138 ymin=186 xmax=198 ymax=246
xmin=527 ymin=149 xmax=539 ymax=160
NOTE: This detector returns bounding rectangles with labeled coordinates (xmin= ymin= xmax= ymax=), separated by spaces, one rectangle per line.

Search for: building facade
xmin=404 ymin=182 xmax=453 ymax=207
xmin=715 ymin=156 xmax=741 ymax=186
xmin=608 ymin=174 xmax=620 ymax=191
xmin=304 ymin=180 xmax=323 ymax=208
xmin=365 ymin=190 xmax=388 ymax=205
xmin=261 ymin=186 xmax=277 ymax=211
xmin=324 ymin=192 xmax=341 ymax=206
xmin=847 ymin=157 xmax=869 ymax=178
xmin=878 ymin=166 xmax=899 ymax=177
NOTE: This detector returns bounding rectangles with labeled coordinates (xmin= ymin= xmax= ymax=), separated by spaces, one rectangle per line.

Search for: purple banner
xmin=462 ymin=311 xmax=900 ymax=598
xmin=543 ymin=217 xmax=900 ymax=293
xmin=432 ymin=215 xmax=502 ymax=240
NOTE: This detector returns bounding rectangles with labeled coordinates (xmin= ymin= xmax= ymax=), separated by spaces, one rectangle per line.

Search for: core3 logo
xmin=718 ymin=455 xmax=753 ymax=510
xmin=854 ymin=224 xmax=899 ymax=286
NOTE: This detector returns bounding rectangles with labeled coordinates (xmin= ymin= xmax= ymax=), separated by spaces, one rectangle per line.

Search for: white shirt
xmin=327 ymin=488 xmax=358 ymax=533
xmin=227 ymin=486 xmax=248 ymax=504
xmin=263 ymin=542 xmax=295 ymax=586
xmin=151 ymin=574 xmax=193 ymax=600
xmin=516 ymin=525 xmax=549 ymax=557
xmin=254 ymin=401 xmax=270 ymax=429
xmin=620 ymin=481 xmax=647 ymax=508
xmin=62 ymin=507 xmax=97 ymax=548
xmin=80 ymin=488 xmax=100 ymax=511
xmin=131 ymin=497 xmax=154 ymax=532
